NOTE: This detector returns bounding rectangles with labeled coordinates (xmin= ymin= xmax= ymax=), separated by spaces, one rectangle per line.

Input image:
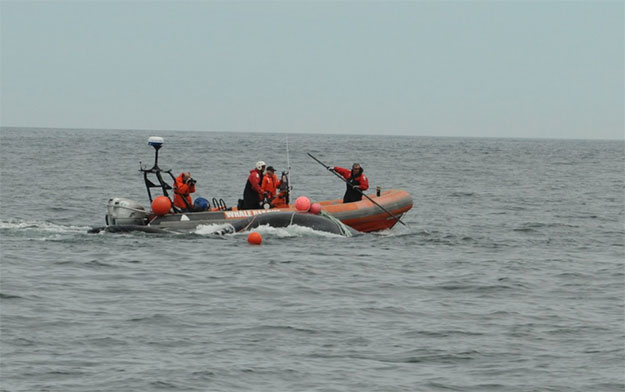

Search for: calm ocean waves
xmin=1 ymin=128 xmax=623 ymax=391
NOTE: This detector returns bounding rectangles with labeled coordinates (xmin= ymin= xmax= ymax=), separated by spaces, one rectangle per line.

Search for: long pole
xmin=285 ymin=135 xmax=291 ymax=204
xmin=307 ymin=153 xmax=408 ymax=227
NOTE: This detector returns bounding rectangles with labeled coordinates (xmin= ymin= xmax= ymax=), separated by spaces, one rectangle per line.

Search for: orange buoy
xmin=247 ymin=231 xmax=262 ymax=245
xmin=295 ymin=196 xmax=311 ymax=211
xmin=309 ymin=202 xmax=322 ymax=215
xmin=151 ymin=196 xmax=171 ymax=216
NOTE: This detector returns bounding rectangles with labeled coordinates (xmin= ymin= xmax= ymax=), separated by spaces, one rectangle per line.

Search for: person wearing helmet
xmin=331 ymin=163 xmax=369 ymax=203
xmin=241 ymin=161 xmax=266 ymax=209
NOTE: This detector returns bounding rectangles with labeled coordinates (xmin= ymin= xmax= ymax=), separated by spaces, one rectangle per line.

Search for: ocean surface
xmin=1 ymin=127 xmax=623 ymax=392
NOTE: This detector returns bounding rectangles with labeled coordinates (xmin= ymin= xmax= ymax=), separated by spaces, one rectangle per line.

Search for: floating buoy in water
xmin=295 ymin=196 xmax=311 ymax=211
xmin=248 ymin=231 xmax=262 ymax=245
xmin=151 ymin=196 xmax=171 ymax=216
xmin=309 ymin=202 xmax=322 ymax=215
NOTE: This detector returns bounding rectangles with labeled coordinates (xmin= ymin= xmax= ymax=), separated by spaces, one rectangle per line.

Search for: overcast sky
xmin=1 ymin=1 xmax=623 ymax=139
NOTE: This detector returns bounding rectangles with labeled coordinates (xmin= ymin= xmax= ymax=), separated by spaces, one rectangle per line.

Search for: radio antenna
xmin=286 ymin=135 xmax=291 ymax=175
xmin=285 ymin=135 xmax=292 ymax=204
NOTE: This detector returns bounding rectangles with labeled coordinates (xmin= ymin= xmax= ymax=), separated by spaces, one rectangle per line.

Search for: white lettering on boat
xmin=224 ymin=209 xmax=280 ymax=219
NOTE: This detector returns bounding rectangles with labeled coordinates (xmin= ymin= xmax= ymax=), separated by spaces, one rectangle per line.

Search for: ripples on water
xmin=1 ymin=128 xmax=623 ymax=391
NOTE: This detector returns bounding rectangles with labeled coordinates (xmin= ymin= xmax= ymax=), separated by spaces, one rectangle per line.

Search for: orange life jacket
xmin=261 ymin=173 xmax=280 ymax=198
xmin=173 ymin=174 xmax=195 ymax=209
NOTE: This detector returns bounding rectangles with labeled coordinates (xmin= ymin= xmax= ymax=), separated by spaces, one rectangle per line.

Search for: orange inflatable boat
xmin=100 ymin=137 xmax=413 ymax=234
xmin=111 ymin=190 xmax=412 ymax=233
xmin=315 ymin=189 xmax=412 ymax=232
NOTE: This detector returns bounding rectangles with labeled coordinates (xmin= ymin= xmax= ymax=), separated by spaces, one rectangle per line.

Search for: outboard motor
xmin=106 ymin=198 xmax=148 ymax=226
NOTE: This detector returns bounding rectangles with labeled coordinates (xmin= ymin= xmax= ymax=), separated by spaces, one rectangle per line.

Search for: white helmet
xmin=255 ymin=161 xmax=266 ymax=170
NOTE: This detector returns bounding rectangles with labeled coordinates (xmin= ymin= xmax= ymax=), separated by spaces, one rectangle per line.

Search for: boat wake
xmin=0 ymin=219 xmax=92 ymax=241
xmin=193 ymin=223 xmax=237 ymax=236
xmin=240 ymin=224 xmax=346 ymax=238
xmin=370 ymin=223 xmax=418 ymax=237
xmin=0 ymin=219 xmax=90 ymax=235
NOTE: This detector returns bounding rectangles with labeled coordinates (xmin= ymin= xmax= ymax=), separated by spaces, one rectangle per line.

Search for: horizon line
xmin=1 ymin=125 xmax=623 ymax=142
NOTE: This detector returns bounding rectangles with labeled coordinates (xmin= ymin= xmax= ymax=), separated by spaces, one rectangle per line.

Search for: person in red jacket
xmin=242 ymin=161 xmax=265 ymax=210
xmin=332 ymin=163 xmax=369 ymax=203
xmin=174 ymin=171 xmax=196 ymax=211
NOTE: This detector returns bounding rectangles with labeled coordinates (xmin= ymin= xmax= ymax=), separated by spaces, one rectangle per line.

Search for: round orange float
xmin=295 ymin=196 xmax=311 ymax=211
xmin=247 ymin=231 xmax=262 ymax=245
xmin=151 ymin=196 xmax=171 ymax=216
xmin=309 ymin=203 xmax=322 ymax=214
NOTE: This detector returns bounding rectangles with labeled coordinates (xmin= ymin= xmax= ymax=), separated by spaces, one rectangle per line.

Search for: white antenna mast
xmin=286 ymin=135 xmax=292 ymax=202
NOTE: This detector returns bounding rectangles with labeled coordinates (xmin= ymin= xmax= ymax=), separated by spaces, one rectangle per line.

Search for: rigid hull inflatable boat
xmin=95 ymin=137 xmax=412 ymax=234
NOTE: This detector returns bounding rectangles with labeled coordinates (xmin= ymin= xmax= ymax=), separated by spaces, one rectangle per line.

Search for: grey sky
xmin=1 ymin=1 xmax=623 ymax=139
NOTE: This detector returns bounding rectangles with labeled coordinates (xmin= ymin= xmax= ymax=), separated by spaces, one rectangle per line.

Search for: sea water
xmin=1 ymin=128 xmax=623 ymax=391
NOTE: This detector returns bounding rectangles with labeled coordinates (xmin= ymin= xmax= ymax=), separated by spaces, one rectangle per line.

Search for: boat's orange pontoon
xmin=316 ymin=189 xmax=412 ymax=232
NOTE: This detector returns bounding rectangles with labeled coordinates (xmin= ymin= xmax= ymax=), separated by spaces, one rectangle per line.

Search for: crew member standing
xmin=242 ymin=161 xmax=265 ymax=210
xmin=174 ymin=171 xmax=196 ymax=211
xmin=261 ymin=166 xmax=288 ymax=208
xmin=261 ymin=166 xmax=280 ymax=199
xmin=331 ymin=163 xmax=369 ymax=203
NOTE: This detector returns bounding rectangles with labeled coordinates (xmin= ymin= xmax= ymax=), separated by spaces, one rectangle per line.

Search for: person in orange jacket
xmin=261 ymin=166 xmax=280 ymax=199
xmin=331 ymin=163 xmax=369 ymax=203
xmin=261 ymin=166 xmax=289 ymax=208
xmin=173 ymin=171 xmax=196 ymax=211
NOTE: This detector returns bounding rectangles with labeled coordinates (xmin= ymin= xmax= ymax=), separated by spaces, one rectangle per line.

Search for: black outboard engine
xmin=279 ymin=171 xmax=290 ymax=203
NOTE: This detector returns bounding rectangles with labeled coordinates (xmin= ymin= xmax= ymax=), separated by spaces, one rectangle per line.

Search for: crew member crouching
xmin=174 ymin=171 xmax=196 ymax=211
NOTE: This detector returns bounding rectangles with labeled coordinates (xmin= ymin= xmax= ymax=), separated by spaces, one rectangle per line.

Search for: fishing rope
xmin=241 ymin=215 xmax=258 ymax=232
xmin=320 ymin=210 xmax=353 ymax=237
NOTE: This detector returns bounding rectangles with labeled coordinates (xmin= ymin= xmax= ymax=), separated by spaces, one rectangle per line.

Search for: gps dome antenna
xmin=147 ymin=136 xmax=164 ymax=170
xmin=141 ymin=136 xmax=178 ymax=211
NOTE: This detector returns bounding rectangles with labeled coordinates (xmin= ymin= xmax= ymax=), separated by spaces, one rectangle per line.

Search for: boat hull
xmin=316 ymin=189 xmax=412 ymax=232
xmin=145 ymin=189 xmax=411 ymax=233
